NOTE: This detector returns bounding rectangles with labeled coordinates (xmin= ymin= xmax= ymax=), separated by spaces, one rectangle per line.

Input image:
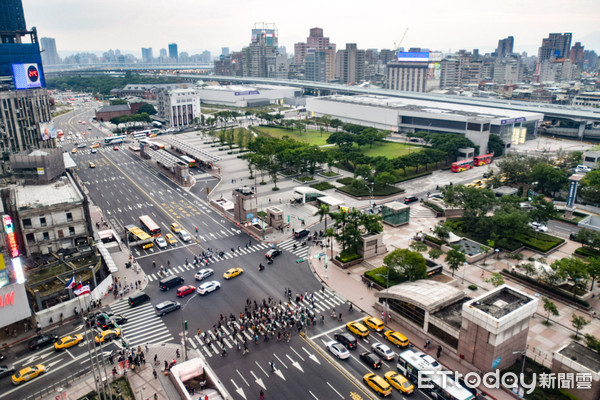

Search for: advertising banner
xmin=40 ymin=121 xmax=57 ymax=141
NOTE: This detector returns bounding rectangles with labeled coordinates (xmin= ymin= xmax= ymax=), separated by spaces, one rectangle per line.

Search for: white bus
xmin=104 ymin=135 xmax=126 ymax=145
xmin=397 ymin=350 xmax=474 ymax=400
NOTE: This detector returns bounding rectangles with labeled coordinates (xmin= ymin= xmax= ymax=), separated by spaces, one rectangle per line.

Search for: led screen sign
xmin=12 ymin=63 xmax=43 ymax=89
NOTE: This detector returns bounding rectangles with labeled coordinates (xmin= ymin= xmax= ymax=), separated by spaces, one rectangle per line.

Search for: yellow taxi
xmin=363 ymin=316 xmax=385 ymax=332
xmin=88 ymin=162 xmax=96 ymax=168
xmin=94 ymin=328 xmax=121 ymax=345
xmin=170 ymin=222 xmax=182 ymax=233
xmin=223 ymin=268 xmax=243 ymax=280
xmin=90 ymin=142 xmax=101 ymax=148
xmin=54 ymin=334 xmax=84 ymax=351
xmin=363 ymin=372 xmax=392 ymax=397
xmin=346 ymin=321 xmax=369 ymax=338
xmin=165 ymin=233 xmax=177 ymax=245
xmin=385 ymin=371 xmax=414 ymax=394
xmin=71 ymin=148 xmax=77 ymax=154
xmin=11 ymin=364 xmax=45 ymax=385
xmin=384 ymin=330 xmax=409 ymax=347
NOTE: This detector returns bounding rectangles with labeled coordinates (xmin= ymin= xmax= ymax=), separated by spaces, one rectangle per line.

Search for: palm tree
xmin=314 ymin=204 xmax=331 ymax=231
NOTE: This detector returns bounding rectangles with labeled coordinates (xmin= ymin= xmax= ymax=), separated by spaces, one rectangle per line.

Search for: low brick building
xmin=95 ymin=104 xmax=131 ymax=122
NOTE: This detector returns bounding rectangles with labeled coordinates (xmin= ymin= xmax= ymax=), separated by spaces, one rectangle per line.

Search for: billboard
xmin=0 ymin=283 xmax=32 ymax=327
xmin=12 ymin=63 xmax=43 ymax=89
xmin=39 ymin=121 xmax=57 ymax=141
xmin=397 ymin=52 xmax=430 ymax=62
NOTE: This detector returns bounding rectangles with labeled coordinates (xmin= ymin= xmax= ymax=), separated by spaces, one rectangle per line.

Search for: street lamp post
xmin=462 ymin=261 xmax=468 ymax=284
xmin=375 ymin=270 xmax=390 ymax=319
xmin=512 ymin=350 xmax=527 ymax=398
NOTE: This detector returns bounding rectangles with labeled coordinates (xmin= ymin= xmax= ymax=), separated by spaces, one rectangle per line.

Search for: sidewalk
xmin=304 ymin=214 xmax=600 ymax=400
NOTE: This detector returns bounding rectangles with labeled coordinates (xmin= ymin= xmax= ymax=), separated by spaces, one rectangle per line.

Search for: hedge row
xmin=310 ymin=182 xmax=336 ymax=191
xmin=393 ymin=171 xmax=433 ymax=183
xmin=423 ymin=201 xmax=443 ymax=213
xmin=337 ymin=184 xmax=404 ymax=197
xmin=503 ymin=269 xmax=590 ymax=308
xmin=364 ymin=267 xmax=407 ymax=288
xmin=336 ymin=177 xmax=354 ymax=185
xmin=425 ymin=234 xmax=445 ymax=246
xmin=336 ymin=251 xmax=361 ymax=263
xmin=574 ymin=246 xmax=600 ymax=259
xmin=513 ymin=231 xmax=564 ymax=253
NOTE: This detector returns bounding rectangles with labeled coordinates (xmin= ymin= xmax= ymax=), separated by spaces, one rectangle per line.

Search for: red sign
xmin=6 ymin=232 xmax=18 ymax=257
xmin=0 ymin=291 xmax=14 ymax=307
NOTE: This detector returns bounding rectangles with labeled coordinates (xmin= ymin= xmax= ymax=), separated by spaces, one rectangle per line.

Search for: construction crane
xmin=393 ymin=28 xmax=409 ymax=53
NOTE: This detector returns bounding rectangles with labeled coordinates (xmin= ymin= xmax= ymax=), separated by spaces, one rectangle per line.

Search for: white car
xmin=416 ymin=351 xmax=442 ymax=371
xmin=529 ymin=221 xmax=548 ymax=232
xmin=574 ymin=165 xmax=592 ymax=173
xmin=179 ymin=230 xmax=192 ymax=242
xmin=194 ymin=268 xmax=214 ymax=281
xmin=326 ymin=340 xmax=350 ymax=360
xmin=197 ymin=281 xmax=220 ymax=295
xmin=371 ymin=342 xmax=395 ymax=361
xmin=154 ymin=236 xmax=167 ymax=249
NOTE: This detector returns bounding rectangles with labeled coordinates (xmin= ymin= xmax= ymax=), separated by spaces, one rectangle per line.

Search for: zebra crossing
xmin=186 ymin=288 xmax=346 ymax=358
xmin=278 ymin=239 xmax=310 ymax=259
xmin=108 ymin=299 xmax=174 ymax=347
xmin=145 ymin=242 xmax=273 ymax=282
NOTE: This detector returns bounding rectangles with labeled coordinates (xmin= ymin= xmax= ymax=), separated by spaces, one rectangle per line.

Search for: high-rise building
xmin=305 ymin=48 xmax=326 ymax=82
xmin=538 ymin=33 xmax=572 ymax=61
xmin=156 ymin=88 xmax=201 ymax=128
xmin=168 ymin=43 xmax=178 ymax=61
xmin=141 ymin=47 xmax=153 ymax=63
xmin=492 ymin=56 xmax=522 ymax=84
xmin=0 ymin=0 xmax=26 ymax=33
xmin=495 ymin=36 xmax=514 ymax=58
xmin=294 ymin=28 xmax=336 ymax=82
xmin=242 ymin=23 xmax=279 ymax=78
xmin=0 ymin=0 xmax=53 ymax=175
xmin=335 ymin=43 xmax=365 ymax=85
xmin=40 ymin=37 xmax=60 ymax=66
xmin=221 ymin=47 xmax=229 ymax=57
xmin=386 ymin=51 xmax=442 ymax=92
xmin=570 ymin=42 xmax=584 ymax=66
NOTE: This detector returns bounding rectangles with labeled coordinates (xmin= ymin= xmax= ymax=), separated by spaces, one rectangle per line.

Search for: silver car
xmin=194 ymin=268 xmax=214 ymax=281
xmin=371 ymin=342 xmax=395 ymax=361
xmin=155 ymin=300 xmax=181 ymax=316
xmin=179 ymin=230 xmax=192 ymax=242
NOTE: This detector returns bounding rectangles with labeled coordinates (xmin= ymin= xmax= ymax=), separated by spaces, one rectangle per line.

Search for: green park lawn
xmin=359 ymin=140 xmax=420 ymax=158
xmin=253 ymin=126 xmax=331 ymax=146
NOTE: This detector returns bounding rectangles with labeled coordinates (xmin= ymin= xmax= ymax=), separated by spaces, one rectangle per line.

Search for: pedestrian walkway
xmin=278 ymin=238 xmax=310 ymax=259
xmin=108 ymin=299 xmax=174 ymax=348
xmin=186 ymin=289 xmax=346 ymax=359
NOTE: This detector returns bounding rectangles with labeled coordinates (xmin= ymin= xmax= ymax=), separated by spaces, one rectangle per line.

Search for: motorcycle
xmin=267 ymin=259 xmax=273 ymax=265
xmin=258 ymin=264 xmax=264 ymax=271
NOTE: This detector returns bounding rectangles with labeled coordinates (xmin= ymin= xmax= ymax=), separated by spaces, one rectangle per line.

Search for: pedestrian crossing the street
xmin=186 ymin=289 xmax=346 ymax=359
xmin=278 ymin=239 xmax=310 ymax=259
xmin=145 ymin=242 xmax=273 ymax=281
xmin=109 ymin=299 xmax=174 ymax=347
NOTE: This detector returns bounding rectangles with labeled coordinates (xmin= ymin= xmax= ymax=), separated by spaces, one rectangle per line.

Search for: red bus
xmin=451 ymin=159 xmax=474 ymax=173
xmin=474 ymin=153 xmax=493 ymax=166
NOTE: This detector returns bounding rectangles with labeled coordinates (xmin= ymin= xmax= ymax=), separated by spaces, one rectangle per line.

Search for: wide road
xmin=14 ymin=108 xmax=437 ymax=400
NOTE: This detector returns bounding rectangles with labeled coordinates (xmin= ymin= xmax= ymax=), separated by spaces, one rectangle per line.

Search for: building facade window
xmin=40 ymin=217 xmax=46 ymax=227
xmin=66 ymin=212 xmax=73 ymax=222
xmin=42 ymin=232 xmax=49 ymax=241
xmin=26 ymin=232 xmax=34 ymax=243
xmin=69 ymin=227 xmax=75 ymax=236
xmin=23 ymin=218 xmax=31 ymax=228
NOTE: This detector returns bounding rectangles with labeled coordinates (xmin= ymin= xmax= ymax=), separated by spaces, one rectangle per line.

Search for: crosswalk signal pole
xmin=183 ymin=320 xmax=188 ymax=360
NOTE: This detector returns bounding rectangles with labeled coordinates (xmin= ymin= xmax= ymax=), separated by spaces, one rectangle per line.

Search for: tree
xmin=110 ymin=99 xmax=127 ymax=105
xmin=529 ymin=195 xmax=557 ymax=226
xmin=542 ymin=297 xmax=559 ymax=324
xmin=583 ymin=334 xmax=600 ymax=354
xmin=409 ymin=241 xmax=428 ymax=254
xmin=445 ymin=247 xmax=466 ymax=277
xmin=571 ymin=314 xmax=590 ymax=339
xmin=529 ymin=163 xmax=567 ymax=196
xmin=587 ymin=257 xmax=600 ymax=291
xmin=433 ymin=224 xmax=450 ymax=241
xmin=383 ymin=249 xmax=427 ymax=281
xmin=354 ymin=164 xmax=373 ymax=182
xmin=314 ymin=204 xmax=330 ymax=231
xmin=553 ymin=257 xmax=589 ymax=296
xmin=428 ymin=248 xmax=443 ymax=262
xmin=485 ymin=273 xmax=505 ymax=287
xmin=374 ymin=171 xmax=395 ymax=188
xmin=487 ymin=134 xmax=504 ymax=157
xmin=137 ymin=103 xmax=157 ymax=115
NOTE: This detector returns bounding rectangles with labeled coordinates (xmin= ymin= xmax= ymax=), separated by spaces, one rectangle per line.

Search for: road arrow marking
xmin=235 ymin=370 xmax=250 ymax=386
xmin=273 ymin=354 xmax=287 ymax=369
xmin=230 ymin=379 xmax=246 ymax=400
xmin=274 ymin=368 xmax=286 ymax=381
xmin=286 ymin=354 xmax=304 ymax=372
xmin=290 ymin=347 xmax=305 ymax=361
xmin=250 ymin=371 xmax=266 ymax=391
xmin=302 ymin=347 xmax=321 ymax=364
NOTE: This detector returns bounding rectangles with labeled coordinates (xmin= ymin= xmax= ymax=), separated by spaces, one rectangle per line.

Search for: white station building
xmin=306 ymin=94 xmax=544 ymax=153
xmin=197 ymin=84 xmax=301 ymax=108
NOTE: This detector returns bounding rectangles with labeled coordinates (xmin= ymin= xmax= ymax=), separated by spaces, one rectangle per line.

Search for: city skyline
xmin=23 ymin=0 xmax=600 ymax=58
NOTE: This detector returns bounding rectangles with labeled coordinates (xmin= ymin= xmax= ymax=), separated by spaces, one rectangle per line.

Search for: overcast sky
xmin=22 ymin=0 xmax=600 ymax=58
